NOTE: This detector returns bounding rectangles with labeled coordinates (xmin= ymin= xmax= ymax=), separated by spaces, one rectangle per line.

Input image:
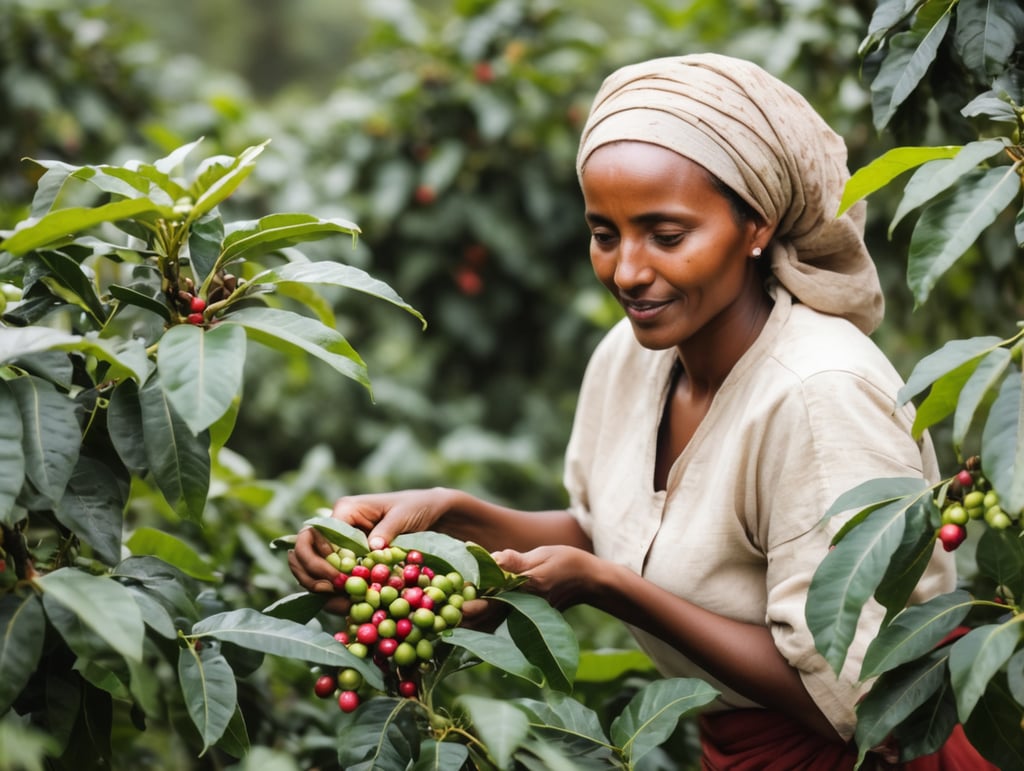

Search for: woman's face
xmin=581 ymin=141 xmax=771 ymax=352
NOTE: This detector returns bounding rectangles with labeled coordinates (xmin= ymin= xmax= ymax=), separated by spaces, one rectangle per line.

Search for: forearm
xmin=433 ymin=488 xmax=592 ymax=553
xmin=591 ymin=561 xmax=841 ymax=741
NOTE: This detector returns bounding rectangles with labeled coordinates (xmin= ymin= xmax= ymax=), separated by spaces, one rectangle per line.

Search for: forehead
xmin=581 ymin=142 xmax=721 ymax=206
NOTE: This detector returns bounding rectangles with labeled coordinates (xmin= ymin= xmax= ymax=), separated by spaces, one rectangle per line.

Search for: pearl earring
xmin=751 ymin=247 xmax=763 ymax=258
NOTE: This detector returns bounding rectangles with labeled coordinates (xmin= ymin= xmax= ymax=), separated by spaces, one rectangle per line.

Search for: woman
xmin=290 ymin=54 xmax=990 ymax=768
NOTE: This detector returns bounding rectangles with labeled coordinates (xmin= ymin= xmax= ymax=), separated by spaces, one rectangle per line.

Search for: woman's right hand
xmin=286 ymin=488 xmax=457 ymax=609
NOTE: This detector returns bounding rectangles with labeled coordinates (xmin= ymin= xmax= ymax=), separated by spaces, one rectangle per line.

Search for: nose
xmin=612 ymin=238 xmax=655 ymax=292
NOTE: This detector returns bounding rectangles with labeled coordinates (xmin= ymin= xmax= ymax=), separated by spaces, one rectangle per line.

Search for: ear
xmin=747 ymin=218 xmax=776 ymax=258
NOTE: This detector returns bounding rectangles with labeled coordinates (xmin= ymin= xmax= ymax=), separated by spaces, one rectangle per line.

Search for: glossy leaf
xmin=610 ymin=677 xmax=720 ymax=766
xmin=444 ymin=627 xmax=543 ymax=685
xmin=125 ymin=584 xmax=177 ymax=639
xmin=215 ymin=706 xmax=250 ymax=761
xmin=188 ymin=212 xmax=225 ymax=285
xmin=861 ymin=590 xmax=973 ymax=679
xmin=302 ymin=514 xmax=369 ymax=555
xmin=908 ymin=165 xmax=1021 ymax=305
xmin=0 ymin=198 xmax=167 ymax=255
xmin=157 ymin=323 xmax=247 ymax=435
xmin=807 ymin=497 xmax=915 ymax=673
xmin=220 ymin=307 xmax=370 ymax=392
xmin=898 ymin=336 xmax=1003 ymax=405
xmin=854 ymin=649 xmax=949 ymax=766
xmin=981 ymin=371 xmax=1024 ymax=516
xmin=459 ymin=694 xmax=530 ymax=769
xmin=839 ymin=145 xmax=960 ymax=217
xmin=497 ymin=591 xmax=578 ymax=692
xmin=109 ymin=283 xmax=171 ymax=321
xmin=54 ymin=455 xmax=125 ymax=566
xmin=218 ymin=213 xmax=359 ymax=266
xmin=953 ymin=348 xmax=1012 ymax=451
xmin=8 ymin=375 xmax=80 ymax=506
xmin=126 ymin=526 xmax=217 ymax=582
xmin=949 ymin=620 xmax=1024 ymax=721
xmin=106 ymin=379 xmax=147 ymax=474
xmin=0 ymin=326 xmax=152 ymax=383
xmin=336 ymin=697 xmax=420 ymax=770
xmin=963 ymin=672 xmax=1024 ymax=770
xmin=0 ymin=592 xmax=45 ymax=714
xmin=138 ymin=375 xmax=210 ymax=521
xmin=409 ymin=740 xmax=469 ymax=771
xmin=191 ymin=608 xmax=384 ymax=690
xmin=872 ymin=499 xmax=936 ymax=621
xmin=178 ymin=642 xmax=237 ymax=754
xmin=576 ymin=648 xmax=656 ymax=682
xmin=187 ymin=140 xmax=269 ymax=224
xmin=954 ymin=0 xmax=1024 ymax=80
xmin=889 ymin=139 xmax=1007 ymax=234
xmin=911 ymin=357 xmax=978 ymax=439
xmin=36 ymin=568 xmax=145 ymax=663
xmin=33 ymin=249 xmax=108 ymax=324
xmin=822 ymin=477 xmax=928 ymax=522
xmin=975 ymin=526 xmax=1024 ymax=601
xmin=891 ymin=674 xmax=958 ymax=760
xmin=466 ymin=542 xmax=528 ymax=593
xmin=514 ymin=692 xmax=610 ymax=751
xmin=261 ymin=591 xmax=327 ymax=624
xmin=392 ymin=531 xmax=480 ymax=585
xmin=0 ymin=380 xmax=25 ymax=525
xmin=255 ymin=260 xmax=425 ymax=328
xmin=869 ymin=7 xmax=952 ymax=131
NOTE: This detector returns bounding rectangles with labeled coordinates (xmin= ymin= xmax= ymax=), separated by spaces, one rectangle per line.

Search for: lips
xmin=621 ymin=296 xmax=673 ymax=320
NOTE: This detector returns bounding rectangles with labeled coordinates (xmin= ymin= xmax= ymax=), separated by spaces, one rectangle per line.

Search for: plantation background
xmin=2 ymin=0 xmax=1022 ymax=768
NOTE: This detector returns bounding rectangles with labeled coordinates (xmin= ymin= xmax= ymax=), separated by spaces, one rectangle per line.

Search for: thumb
xmin=491 ymin=549 xmax=525 ymax=573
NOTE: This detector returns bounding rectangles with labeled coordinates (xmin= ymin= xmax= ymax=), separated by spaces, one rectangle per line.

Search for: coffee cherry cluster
xmin=936 ymin=457 xmax=1019 ymax=552
xmin=312 ymin=542 xmax=478 ymax=713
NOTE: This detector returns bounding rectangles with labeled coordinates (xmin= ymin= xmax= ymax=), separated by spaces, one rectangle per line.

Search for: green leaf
xmin=954 ymin=0 xmax=1024 ymax=80
xmin=215 ymin=705 xmax=250 ymax=760
xmin=458 ymin=694 xmax=530 ymax=769
xmin=391 ymin=531 xmax=480 ymax=585
xmin=512 ymin=692 xmax=613 ymax=761
xmin=822 ymin=477 xmax=928 ymax=521
xmin=465 ymin=542 xmax=528 ymax=593
xmin=34 ymin=250 xmax=108 ymax=325
xmin=0 ymin=326 xmax=152 ymax=383
xmin=963 ymin=672 xmax=1024 ymax=770
xmin=178 ymin=643 xmax=237 ymax=755
xmin=153 ymin=137 xmax=204 ymax=175
xmin=889 ymin=139 xmax=1008 ymax=235
xmin=409 ymin=740 xmax=469 ymax=771
xmin=609 ymin=677 xmax=720 ymax=766
xmin=261 ymin=591 xmax=327 ymax=624
xmin=861 ymin=590 xmax=974 ymax=679
xmin=898 ymin=336 xmax=1003 ymax=405
xmin=891 ymin=673 xmax=958 ymax=760
xmin=870 ymin=8 xmax=953 ymax=131
xmin=107 ymin=379 xmax=147 ymax=474
xmin=8 ymin=375 xmax=80 ymax=506
xmin=109 ymin=283 xmax=171 ymax=322
xmin=336 ymin=697 xmax=420 ymax=770
xmin=191 ymin=608 xmax=384 ymax=690
xmin=35 ymin=568 xmax=145 ymax=663
xmin=953 ymin=348 xmax=1012 ymax=452
xmin=126 ymin=526 xmax=217 ymax=582
xmin=157 ymin=323 xmax=247 ymax=435
xmin=908 ymin=165 xmax=1021 ymax=305
xmin=139 ymin=375 xmax=211 ymax=521
xmin=854 ymin=648 xmax=949 ymax=767
xmin=0 ymin=199 xmax=168 ymax=255
xmin=911 ymin=357 xmax=979 ymax=439
xmin=981 ymin=370 xmax=1024 ymax=515
xmin=576 ymin=648 xmax=656 ymax=682
xmin=872 ymin=499 xmax=936 ymax=621
xmin=124 ymin=584 xmax=177 ymax=639
xmin=443 ymin=627 xmax=543 ymax=685
xmin=0 ymin=381 xmax=25 ymax=525
xmin=302 ymin=515 xmax=369 ymax=555
xmin=218 ymin=213 xmax=359 ymax=265
xmin=975 ymin=526 xmax=1024 ymax=600
xmin=839 ymin=145 xmax=961 ymax=217
xmin=255 ymin=260 xmax=425 ymax=328
xmin=496 ymin=592 xmax=578 ymax=692
xmin=188 ymin=212 xmax=225 ymax=286
xmin=54 ymin=455 xmax=126 ymax=566
xmin=950 ymin=620 xmax=1024 ymax=721
xmin=807 ymin=497 xmax=915 ymax=673
xmin=221 ymin=307 xmax=370 ymax=392
xmin=187 ymin=140 xmax=269 ymax=225
xmin=0 ymin=592 xmax=46 ymax=714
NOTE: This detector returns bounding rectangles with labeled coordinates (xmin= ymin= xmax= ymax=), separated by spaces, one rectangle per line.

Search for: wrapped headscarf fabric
xmin=576 ymin=53 xmax=884 ymax=335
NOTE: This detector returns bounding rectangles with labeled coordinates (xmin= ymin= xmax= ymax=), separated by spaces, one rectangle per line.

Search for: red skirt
xmin=698 ymin=709 xmax=996 ymax=770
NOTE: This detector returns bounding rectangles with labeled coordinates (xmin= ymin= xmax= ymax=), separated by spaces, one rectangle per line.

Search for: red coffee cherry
xmin=938 ymin=523 xmax=967 ymax=552
xmin=338 ymin=690 xmax=360 ymax=713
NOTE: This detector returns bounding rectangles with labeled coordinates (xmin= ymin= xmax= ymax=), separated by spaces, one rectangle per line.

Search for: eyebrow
xmin=584 ymin=211 xmax=692 ymax=227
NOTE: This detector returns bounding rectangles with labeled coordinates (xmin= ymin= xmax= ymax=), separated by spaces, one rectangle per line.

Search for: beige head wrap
xmin=576 ymin=53 xmax=884 ymax=334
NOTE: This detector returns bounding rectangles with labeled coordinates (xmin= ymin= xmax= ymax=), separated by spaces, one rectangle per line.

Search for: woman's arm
xmin=494 ymin=546 xmax=842 ymax=742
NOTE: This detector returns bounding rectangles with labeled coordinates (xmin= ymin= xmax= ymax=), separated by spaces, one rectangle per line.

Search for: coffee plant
xmin=806 ymin=2 xmax=1024 ymax=768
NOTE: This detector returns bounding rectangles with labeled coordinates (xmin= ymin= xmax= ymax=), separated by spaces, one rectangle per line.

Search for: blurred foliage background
xmin=2 ymin=0 xmax=1021 ymax=767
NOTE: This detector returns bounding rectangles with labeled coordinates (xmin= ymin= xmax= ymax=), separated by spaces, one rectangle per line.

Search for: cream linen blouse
xmin=564 ymin=285 xmax=956 ymax=740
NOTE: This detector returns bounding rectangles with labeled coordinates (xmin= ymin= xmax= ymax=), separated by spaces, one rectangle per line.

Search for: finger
xmin=311 ymin=528 xmax=335 ymax=559
xmin=332 ymin=496 xmax=380 ymax=531
xmin=322 ymin=596 xmax=353 ymax=616
xmin=287 ymin=549 xmax=336 ymax=594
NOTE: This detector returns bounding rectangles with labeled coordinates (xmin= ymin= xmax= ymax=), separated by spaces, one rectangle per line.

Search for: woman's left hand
xmin=490 ymin=545 xmax=599 ymax=610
